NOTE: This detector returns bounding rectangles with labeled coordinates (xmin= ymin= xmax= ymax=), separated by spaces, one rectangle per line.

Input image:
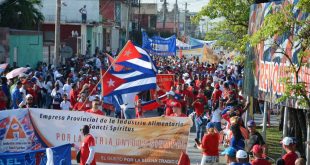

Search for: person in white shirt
xmin=63 ymin=78 xmax=72 ymax=97
xmin=60 ymin=94 xmax=71 ymax=110
xmin=211 ymin=100 xmax=223 ymax=132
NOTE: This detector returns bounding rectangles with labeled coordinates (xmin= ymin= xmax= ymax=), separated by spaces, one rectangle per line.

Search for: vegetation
xmin=0 ymin=0 xmax=44 ymax=30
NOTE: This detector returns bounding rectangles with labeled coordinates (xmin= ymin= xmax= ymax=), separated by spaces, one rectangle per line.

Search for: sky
xmin=140 ymin=0 xmax=209 ymax=13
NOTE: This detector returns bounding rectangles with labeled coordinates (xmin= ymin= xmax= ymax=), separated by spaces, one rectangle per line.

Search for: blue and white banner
xmin=142 ymin=32 xmax=176 ymax=56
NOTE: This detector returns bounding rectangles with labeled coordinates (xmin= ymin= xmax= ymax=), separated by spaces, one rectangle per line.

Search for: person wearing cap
xmin=251 ymin=144 xmax=271 ymax=165
xmin=281 ymin=137 xmax=298 ymax=165
xmin=192 ymin=96 xmax=205 ymax=142
xmin=11 ymin=81 xmax=23 ymax=109
xmin=230 ymin=150 xmax=251 ymax=165
xmin=156 ymin=90 xmax=178 ymax=116
xmin=169 ymin=101 xmax=187 ymax=117
xmin=197 ymin=122 xmax=220 ymax=164
xmin=86 ymin=99 xmax=104 ymax=116
xmin=246 ymin=120 xmax=266 ymax=154
xmin=19 ymin=94 xmax=37 ymax=108
xmin=221 ymin=147 xmax=237 ymax=164
xmin=212 ymin=83 xmax=222 ymax=107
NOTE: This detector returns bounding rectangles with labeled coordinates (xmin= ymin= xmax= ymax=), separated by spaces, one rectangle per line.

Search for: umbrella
xmin=6 ymin=67 xmax=29 ymax=79
xmin=0 ymin=63 xmax=8 ymax=75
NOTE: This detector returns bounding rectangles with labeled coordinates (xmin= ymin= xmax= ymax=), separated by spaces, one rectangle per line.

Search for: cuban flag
xmin=101 ymin=69 xmax=156 ymax=97
xmin=141 ymin=94 xmax=167 ymax=111
xmin=106 ymin=53 xmax=124 ymax=72
xmin=115 ymin=41 xmax=157 ymax=74
xmin=0 ymin=63 xmax=8 ymax=75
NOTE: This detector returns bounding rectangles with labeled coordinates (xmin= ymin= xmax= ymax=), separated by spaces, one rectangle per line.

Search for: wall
xmin=41 ymin=0 xmax=99 ymax=23
xmin=9 ymin=31 xmax=43 ymax=68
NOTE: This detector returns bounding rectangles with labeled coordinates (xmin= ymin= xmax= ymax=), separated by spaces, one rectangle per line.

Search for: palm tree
xmin=0 ymin=0 xmax=44 ymax=30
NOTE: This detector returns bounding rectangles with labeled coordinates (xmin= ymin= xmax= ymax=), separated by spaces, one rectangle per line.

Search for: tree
xmin=249 ymin=0 xmax=309 ymax=156
xmin=0 ymin=0 xmax=44 ymax=30
xmin=192 ymin=0 xmax=254 ymax=54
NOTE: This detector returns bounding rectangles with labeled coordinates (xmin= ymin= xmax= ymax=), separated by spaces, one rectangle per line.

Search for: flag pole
xmin=77 ymin=41 xmax=131 ymax=111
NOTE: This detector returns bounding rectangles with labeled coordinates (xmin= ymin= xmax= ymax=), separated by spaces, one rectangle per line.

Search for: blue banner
xmin=142 ymin=32 xmax=176 ymax=56
xmin=0 ymin=144 xmax=72 ymax=165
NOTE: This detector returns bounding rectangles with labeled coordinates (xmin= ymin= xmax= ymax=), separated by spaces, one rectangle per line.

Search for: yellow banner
xmin=29 ymin=109 xmax=193 ymax=165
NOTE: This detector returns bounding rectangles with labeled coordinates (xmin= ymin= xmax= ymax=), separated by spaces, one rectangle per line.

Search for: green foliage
xmin=0 ymin=0 xmax=44 ymax=30
xmin=193 ymin=0 xmax=253 ymax=54
xmin=233 ymin=54 xmax=246 ymax=65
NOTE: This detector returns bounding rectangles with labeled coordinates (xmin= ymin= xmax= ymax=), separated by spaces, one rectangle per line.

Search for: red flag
xmin=101 ymin=70 xmax=126 ymax=96
xmin=116 ymin=40 xmax=142 ymax=63
xmin=156 ymin=74 xmax=174 ymax=93
xmin=178 ymin=151 xmax=190 ymax=165
xmin=106 ymin=53 xmax=124 ymax=72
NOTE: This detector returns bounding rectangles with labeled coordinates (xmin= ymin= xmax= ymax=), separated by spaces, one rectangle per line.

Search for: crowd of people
xmin=0 ymin=51 xmax=304 ymax=165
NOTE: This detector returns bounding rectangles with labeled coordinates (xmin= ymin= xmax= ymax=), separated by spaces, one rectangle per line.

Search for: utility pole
xmin=184 ymin=2 xmax=187 ymax=35
xmin=126 ymin=0 xmax=132 ymax=41
xmin=174 ymin=0 xmax=177 ymax=33
xmin=163 ymin=0 xmax=167 ymax=30
xmin=54 ymin=0 xmax=61 ymax=66
xmin=138 ymin=0 xmax=141 ymax=32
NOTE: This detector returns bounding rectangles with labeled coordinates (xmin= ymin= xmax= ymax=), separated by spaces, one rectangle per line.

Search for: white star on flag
xmin=125 ymin=50 xmax=132 ymax=56
xmin=107 ymin=79 xmax=115 ymax=87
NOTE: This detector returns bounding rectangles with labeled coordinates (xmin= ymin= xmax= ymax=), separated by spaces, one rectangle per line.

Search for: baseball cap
xmin=236 ymin=150 xmax=248 ymax=159
xmin=206 ymin=122 xmax=215 ymax=129
xmin=247 ymin=120 xmax=256 ymax=127
xmin=166 ymin=91 xmax=175 ymax=96
xmin=251 ymin=144 xmax=263 ymax=154
xmin=221 ymin=147 xmax=236 ymax=157
xmin=215 ymin=83 xmax=220 ymax=89
xmin=282 ymin=137 xmax=295 ymax=145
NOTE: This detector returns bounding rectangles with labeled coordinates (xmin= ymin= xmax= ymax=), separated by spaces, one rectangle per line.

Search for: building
xmin=0 ymin=28 xmax=43 ymax=68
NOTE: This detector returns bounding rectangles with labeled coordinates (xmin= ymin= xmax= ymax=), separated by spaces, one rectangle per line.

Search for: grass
xmin=256 ymin=126 xmax=283 ymax=162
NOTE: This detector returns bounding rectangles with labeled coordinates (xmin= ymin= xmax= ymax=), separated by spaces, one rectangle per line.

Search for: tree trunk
xmin=279 ymin=106 xmax=285 ymax=131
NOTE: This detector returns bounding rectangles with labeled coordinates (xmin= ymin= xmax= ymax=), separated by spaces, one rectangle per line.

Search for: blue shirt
xmin=11 ymin=87 xmax=22 ymax=109
xmin=230 ymin=136 xmax=245 ymax=151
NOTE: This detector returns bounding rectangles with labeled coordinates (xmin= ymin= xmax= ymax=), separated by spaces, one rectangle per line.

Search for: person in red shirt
xmin=251 ymin=144 xmax=271 ymax=165
xmin=70 ymin=83 xmax=79 ymax=108
xmin=76 ymin=125 xmax=96 ymax=165
xmin=212 ymin=83 xmax=222 ymax=107
xmin=192 ymin=97 xmax=205 ymax=142
xmin=281 ymin=137 xmax=298 ymax=165
xmin=73 ymin=93 xmax=91 ymax=111
xmin=86 ymin=100 xmax=104 ymax=116
xmin=169 ymin=101 xmax=187 ymax=117
xmin=0 ymin=85 xmax=8 ymax=110
xmin=157 ymin=91 xmax=178 ymax=116
xmin=197 ymin=122 xmax=219 ymax=164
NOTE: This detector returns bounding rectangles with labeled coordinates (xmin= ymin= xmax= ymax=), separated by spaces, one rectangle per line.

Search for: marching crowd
xmin=0 ymin=52 xmax=304 ymax=165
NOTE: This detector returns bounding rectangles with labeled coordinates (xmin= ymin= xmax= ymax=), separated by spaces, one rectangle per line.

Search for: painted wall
xmin=9 ymin=33 xmax=43 ymax=68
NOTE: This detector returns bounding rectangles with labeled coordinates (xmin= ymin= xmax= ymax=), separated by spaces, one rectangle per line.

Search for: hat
xmin=252 ymin=144 xmax=263 ymax=154
xmin=236 ymin=150 xmax=248 ymax=159
xmin=26 ymin=94 xmax=33 ymax=99
xmin=282 ymin=137 xmax=295 ymax=145
xmin=171 ymin=101 xmax=181 ymax=108
xmin=247 ymin=120 xmax=256 ymax=127
xmin=221 ymin=147 xmax=236 ymax=157
xmin=92 ymin=77 xmax=98 ymax=81
xmin=166 ymin=91 xmax=175 ymax=96
xmin=183 ymin=73 xmax=189 ymax=77
xmin=215 ymin=83 xmax=220 ymax=89
xmin=18 ymin=73 xmax=27 ymax=78
xmin=206 ymin=122 xmax=215 ymax=129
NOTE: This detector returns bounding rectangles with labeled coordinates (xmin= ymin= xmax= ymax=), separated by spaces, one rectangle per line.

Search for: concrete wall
xmin=41 ymin=0 xmax=99 ymax=23
xmin=9 ymin=31 xmax=43 ymax=68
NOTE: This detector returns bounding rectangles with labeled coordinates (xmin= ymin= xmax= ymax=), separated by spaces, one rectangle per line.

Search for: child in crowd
xmin=251 ymin=144 xmax=271 ymax=165
xmin=60 ymin=94 xmax=71 ymax=110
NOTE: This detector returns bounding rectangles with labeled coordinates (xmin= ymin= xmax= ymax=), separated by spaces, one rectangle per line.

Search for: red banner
xmin=156 ymin=74 xmax=174 ymax=92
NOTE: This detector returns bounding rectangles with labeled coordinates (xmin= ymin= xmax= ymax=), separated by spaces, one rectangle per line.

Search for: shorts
xmin=201 ymin=155 xmax=218 ymax=165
